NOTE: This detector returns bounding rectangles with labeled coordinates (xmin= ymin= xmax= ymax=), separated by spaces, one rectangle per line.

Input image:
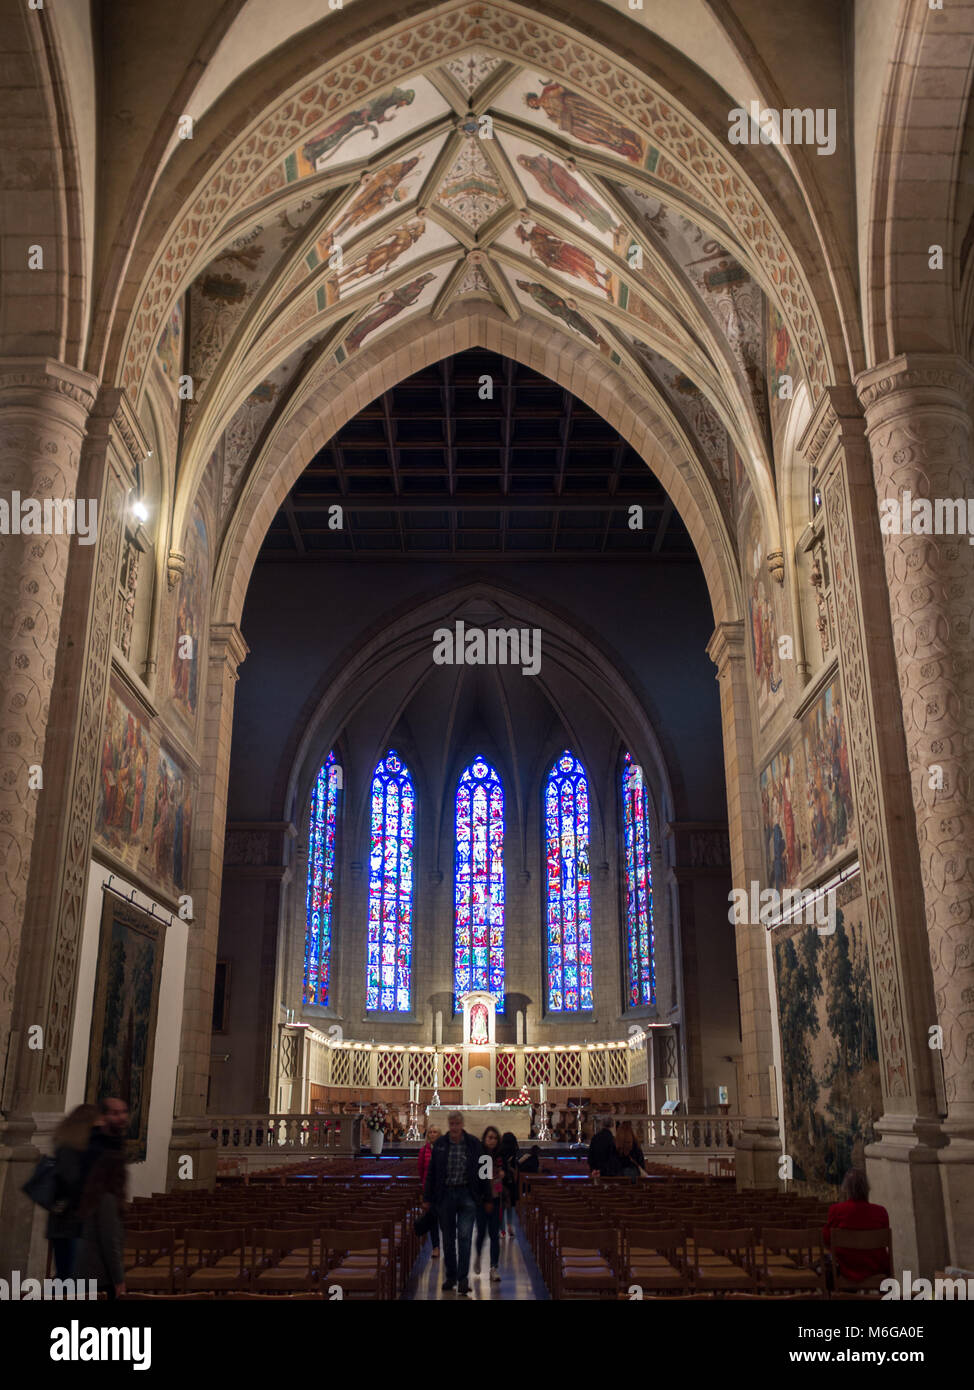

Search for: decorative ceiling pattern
xmin=137 ymin=21 xmax=829 ymax=545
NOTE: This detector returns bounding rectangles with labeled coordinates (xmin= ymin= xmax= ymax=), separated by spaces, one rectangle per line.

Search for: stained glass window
xmin=304 ymin=750 xmax=341 ymax=1007
xmin=622 ymin=751 xmax=656 ymax=1007
xmin=454 ymin=756 xmax=505 ymax=1008
xmin=545 ymin=750 xmax=593 ymax=1011
xmin=367 ymin=750 xmax=414 ymax=1011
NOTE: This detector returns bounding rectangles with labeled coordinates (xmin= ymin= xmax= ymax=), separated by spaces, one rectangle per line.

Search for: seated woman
xmin=822 ymin=1169 xmax=891 ymax=1284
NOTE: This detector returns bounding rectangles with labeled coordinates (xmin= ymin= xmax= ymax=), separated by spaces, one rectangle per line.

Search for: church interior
xmin=1 ymin=0 xmax=973 ymax=1323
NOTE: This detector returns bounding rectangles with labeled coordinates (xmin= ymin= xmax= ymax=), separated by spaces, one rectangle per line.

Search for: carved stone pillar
xmin=707 ymin=621 xmax=779 ymax=1187
xmin=167 ymin=622 xmax=248 ymax=1189
xmin=856 ymin=356 xmax=974 ymax=1264
xmin=0 ymin=359 xmax=98 ymax=1064
xmin=0 ymin=380 xmax=143 ymax=1279
xmin=800 ymin=385 xmax=949 ymax=1272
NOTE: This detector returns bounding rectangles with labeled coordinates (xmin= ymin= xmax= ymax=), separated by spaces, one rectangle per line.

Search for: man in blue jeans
xmin=422 ymin=1111 xmax=492 ymax=1296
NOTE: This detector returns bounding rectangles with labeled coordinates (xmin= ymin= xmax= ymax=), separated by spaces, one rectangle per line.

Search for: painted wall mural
xmin=149 ymin=745 xmax=194 ymax=896
xmin=744 ymin=502 xmax=784 ymax=716
xmin=767 ymin=300 xmax=802 ymax=445
xmin=802 ymin=676 xmax=855 ymax=871
xmin=94 ymin=683 xmax=152 ymax=871
xmin=761 ymin=745 xmax=803 ymax=893
xmin=772 ymin=886 xmax=882 ymax=1194
xmin=170 ymin=506 xmax=210 ymax=724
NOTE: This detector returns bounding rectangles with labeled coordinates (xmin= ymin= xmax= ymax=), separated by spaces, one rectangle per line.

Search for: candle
xmin=540 ymin=1083 xmax=546 ymax=1102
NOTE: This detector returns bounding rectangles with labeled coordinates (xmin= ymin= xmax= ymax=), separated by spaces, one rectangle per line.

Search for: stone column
xmin=0 ymin=359 xmax=97 ymax=1066
xmin=800 ymin=386 xmax=949 ymax=1273
xmin=0 ymin=379 xmax=141 ymax=1279
xmin=706 ymin=621 xmax=779 ymax=1186
xmin=856 ymin=356 xmax=974 ymax=1265
xmin=168 ymin=621 xmax=247 ymax=1190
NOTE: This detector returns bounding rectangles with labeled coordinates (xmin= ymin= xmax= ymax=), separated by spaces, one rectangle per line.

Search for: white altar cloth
xmin=425 ymin=1104 xmax=533 ymax=1141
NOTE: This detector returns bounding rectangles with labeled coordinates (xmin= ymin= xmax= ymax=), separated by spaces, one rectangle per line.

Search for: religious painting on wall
xmin=771 ymin=884 xmax=882 ymax=1194
xmin=766 ymin=300 xmax=801 ymax=446
xmin=760 ymin=745 xmax=803 ymax=893
xmin=802 ymin=676 xmax=855 ymax=871
xmin=93 ymin=682 xmax=152 ymax=874
xmin=743 ymin=503 xmax=784 ymax=718
xmin=496 ymin=69 xmax=652 ymax=169
xmin=145 ymin=744 xmax=194 ymax=897
xmin=86 ymin=892 xmax=166 ymax=1163
xmin=170 ymin=505 xmax=209 ymax=725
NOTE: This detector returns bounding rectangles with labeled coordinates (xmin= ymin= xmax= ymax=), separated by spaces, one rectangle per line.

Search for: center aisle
xmin=405 ymin=1219 xmax=549 ymax=1300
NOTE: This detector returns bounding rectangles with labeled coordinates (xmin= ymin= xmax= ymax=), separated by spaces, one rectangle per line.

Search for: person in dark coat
xmin=78 ymin=1147 xmax=128 ymax=1300
xmin=615 ymin=1121 xmax=649 ymax=1182
xmin=499 ymin=1131 xmax=520 ymax=1236
xmin=422 ymin=1112 xmax=491 ymax=1296
xmin=587 ymin=1117 xmax=619 ymax=1178
xmin=47 ymin=1104 xmax=99 ymax=1278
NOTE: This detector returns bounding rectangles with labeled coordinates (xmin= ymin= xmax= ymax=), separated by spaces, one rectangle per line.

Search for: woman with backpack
xmin=46 ymin=1104 xmax=99 ymax=1279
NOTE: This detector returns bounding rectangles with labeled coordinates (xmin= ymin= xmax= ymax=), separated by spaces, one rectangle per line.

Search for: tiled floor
xmin=406 ymin=1218 xmax=549 ymax=1300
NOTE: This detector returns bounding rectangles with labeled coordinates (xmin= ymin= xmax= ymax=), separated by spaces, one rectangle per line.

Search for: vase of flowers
xmin=366 ymin=1106 xmax=386 ymax=1155
xmin=502 ymin=1085 xmax=531 ymax=1107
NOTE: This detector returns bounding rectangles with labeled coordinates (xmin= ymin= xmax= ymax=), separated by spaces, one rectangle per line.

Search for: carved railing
xmin=606 ymin=1113 xmax=743 ymax=1151
xmin=209 ymin=1112 xmax=362 ymax=1155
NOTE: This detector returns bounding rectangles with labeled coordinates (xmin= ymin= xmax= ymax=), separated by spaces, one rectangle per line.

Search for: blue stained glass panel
xmin=367 ymin=750 xmax=414 ymax=1011
xmin=454 ymin=756 xmax=505 ymax=1010
xmin=303 ymin=750 xmax=340 ymax=1006
xmin=623 ymin=751 xmax=656 ymax=1007
xmin=545 ymin=750 xmax=592 ymax=1011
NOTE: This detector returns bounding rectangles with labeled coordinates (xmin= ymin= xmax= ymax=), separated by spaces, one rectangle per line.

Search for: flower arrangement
xmin=502 ymin=1085 xmax=531 ymax=1107
xmin=365 ymin=1105 xmax=387 ymax=1132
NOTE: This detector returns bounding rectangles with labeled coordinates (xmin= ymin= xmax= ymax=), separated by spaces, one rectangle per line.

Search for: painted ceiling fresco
xmin=161 ymin=53 xmax=803 ymax=525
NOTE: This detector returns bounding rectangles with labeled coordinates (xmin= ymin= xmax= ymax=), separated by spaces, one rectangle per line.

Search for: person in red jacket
xmin=823 ymin=1168 xmax=891 ymax=1284
xmin=418 ymin=1126 xmax=441 ymax=1259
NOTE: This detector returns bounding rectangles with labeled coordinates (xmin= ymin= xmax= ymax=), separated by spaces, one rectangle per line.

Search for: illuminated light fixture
xmin=132 ymin=498 xmax=149 ymax=523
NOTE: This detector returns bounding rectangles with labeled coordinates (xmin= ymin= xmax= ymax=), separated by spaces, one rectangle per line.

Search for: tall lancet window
xmin=454 ymin=756 xmax=505 ymax=1008
xmin=545 ymin=750 xmax=593 ymax=1011
xmin=367 ymin=750 xmax=415 ymax=1011
xmin=304 ymin=750 xmax=341 ymax=1007
xmin=622 ymin=751 xmax=656 ymax=1007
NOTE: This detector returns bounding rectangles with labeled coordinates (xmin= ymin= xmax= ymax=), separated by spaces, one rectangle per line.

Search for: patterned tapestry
xmin=86 ymin=892 xmax=166 ymax=1163
xmin=772 ymin=887 xmax=882 ymax=1194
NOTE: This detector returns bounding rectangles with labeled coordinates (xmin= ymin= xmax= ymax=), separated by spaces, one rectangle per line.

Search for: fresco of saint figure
xmin=302 ymin=88 xmax=415 ymax=167
xmin=515 ymin=222 xmax=611 ymax=294
xmin=525 ymin=81 xmax=644 ymax=162
xmin=333 ymin=156 xmax=421 ymax=239
xmin=333 ymin=220 xmax=426 ymax=293
xmin=346 ymin=272 xmax=436 ymax=351
xmin=516 ymin=154 xmax=619 ymax=236
xmin=516 ymin=279 xmax=608 ymax=349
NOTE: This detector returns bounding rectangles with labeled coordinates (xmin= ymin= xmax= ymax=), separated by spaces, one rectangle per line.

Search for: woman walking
xmin=473 ymin=1126 xmax=503 ymax=1279
xmin=418 ymin=1125 xmax=441 ymax=1259
xmin=499 ymin=1131 xmax=521 ymax=1239
xmin=47 ymin=1104 xmax=99 ymax=1279
xmin=78 ymin=1147 xmax=128 ymax=1300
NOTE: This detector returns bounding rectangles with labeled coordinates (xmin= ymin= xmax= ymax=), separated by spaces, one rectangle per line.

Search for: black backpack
xmin=21 ymin=1155 xmax=58 ymax=1211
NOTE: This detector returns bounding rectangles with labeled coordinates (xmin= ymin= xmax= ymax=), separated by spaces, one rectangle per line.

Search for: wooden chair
xmin=554 ymin=1225 xmax=619 ymax=1300
xmin=690 ymin=1227 xmax=757 ymax=1293
xmin=122 ymin=1230 xmax=179 ymax=1294
xmin=623 ymin=1226 xmax=689 ymax=1295
xmin=830 ymin=1228 xmax=892 ymax=1294
xmin=759 ymin=1227 xmax=827 ymax=1295
xmin=182 ymin=1229 xmax=250 ymax=1292
xmin=320 ymin=1229 xmax=386 ymax=1300
xmin=250 ymin=1228 xmax=318 ymax=1292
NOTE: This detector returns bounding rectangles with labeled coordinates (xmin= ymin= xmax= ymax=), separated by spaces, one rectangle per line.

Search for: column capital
xmin=856 ymin=353 xmax=974 ymax=422
xmin=0 ymin=357 xmax=99 ymax=424
xmin=208 ymin=621 xmax=249 ymax=677
xmin=797 ymin=384 xmax=865 ymax=470
xmin=706 ymin=619 xmax=745 ymax=674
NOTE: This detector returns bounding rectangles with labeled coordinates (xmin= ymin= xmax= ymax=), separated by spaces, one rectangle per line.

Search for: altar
xmin=425 ymin=1104 xmax=534 ymax=1142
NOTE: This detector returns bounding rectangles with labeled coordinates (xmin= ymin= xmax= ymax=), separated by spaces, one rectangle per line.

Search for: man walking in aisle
xmin=422 ymin=1112 xmax=492 ymax=1296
